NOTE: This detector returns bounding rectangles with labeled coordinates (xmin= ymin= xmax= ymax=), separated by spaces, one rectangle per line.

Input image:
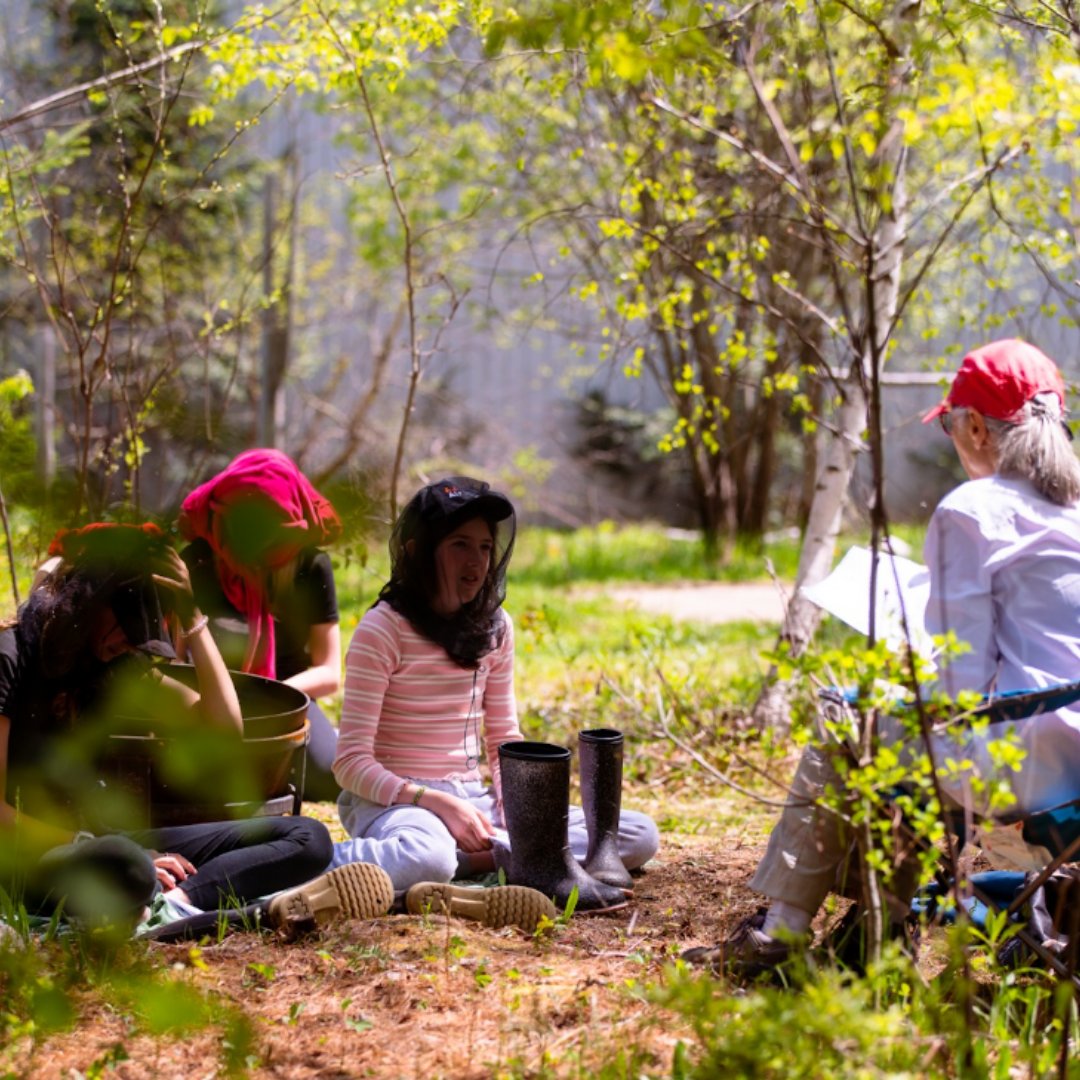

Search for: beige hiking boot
xmin=267 ymin=863 xmax=394 ymax=936
xmin=406 ymin=882 xmax=556 ymax=931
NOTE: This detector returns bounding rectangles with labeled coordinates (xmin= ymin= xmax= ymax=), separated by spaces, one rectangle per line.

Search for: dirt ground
xmin=13 ymin=800 xmax=769 ymax=1079
xmin=10 ymin=585 xmax=793 ymax=1078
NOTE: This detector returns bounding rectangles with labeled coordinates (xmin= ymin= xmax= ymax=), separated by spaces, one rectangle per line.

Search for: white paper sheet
xmin=800 ymin=546 xmax=933 ymax=654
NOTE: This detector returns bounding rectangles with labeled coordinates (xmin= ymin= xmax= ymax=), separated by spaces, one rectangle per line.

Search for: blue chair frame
xmin=829 ymin=679 xmax=1080 ymax=987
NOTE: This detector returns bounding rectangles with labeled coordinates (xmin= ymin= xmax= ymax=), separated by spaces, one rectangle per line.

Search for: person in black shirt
xmin=179 ymin=450 xmax=343 ymax=801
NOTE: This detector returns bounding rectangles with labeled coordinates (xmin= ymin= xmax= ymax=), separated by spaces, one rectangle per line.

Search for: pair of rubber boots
xmin=499 ymin=728 xmax=633 ymax=912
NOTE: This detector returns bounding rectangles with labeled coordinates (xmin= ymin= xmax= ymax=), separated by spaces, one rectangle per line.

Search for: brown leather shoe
xmin=681 ymin=908 xmax=795 ymax=979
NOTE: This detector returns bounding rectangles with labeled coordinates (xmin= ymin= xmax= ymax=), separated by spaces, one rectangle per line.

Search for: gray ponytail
xmin=986 ymin=393 xmax=1080 ymax=506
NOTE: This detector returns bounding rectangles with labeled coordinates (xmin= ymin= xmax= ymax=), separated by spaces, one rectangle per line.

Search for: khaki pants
xmin=750 ymin=737 xmax=925 ymax=920
xmin=750 ymin=742 xmax=851 ymax=912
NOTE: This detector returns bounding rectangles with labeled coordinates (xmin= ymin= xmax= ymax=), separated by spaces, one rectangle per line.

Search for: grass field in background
xmin=328 ymin=522 xmax=804 ymax=742
xmin=0 ymin=516 xmax=919 ymax=747
xmin=330 ymin=520 xmax=921 ymax=738
xmin=331 ymin=518 xmax=929 ymax=598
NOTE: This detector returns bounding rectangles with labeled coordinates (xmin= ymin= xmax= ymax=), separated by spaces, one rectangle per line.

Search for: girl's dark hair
xmin=378 ymin=477 xmax=516 ymax=669
xmin=21 ymin=569 xmax=100 ymax=680
xmin=14 ymin=568 xmax=115 ymax=721
xmin=19 ymin=523 xmax=173 ymax=688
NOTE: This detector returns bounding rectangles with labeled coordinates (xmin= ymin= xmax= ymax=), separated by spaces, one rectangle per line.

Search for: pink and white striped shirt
xmin=332 ymin=602 xmax=521 ymax=806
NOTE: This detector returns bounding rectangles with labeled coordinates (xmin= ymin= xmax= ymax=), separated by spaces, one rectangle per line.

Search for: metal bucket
xmin=102 ymin=665 xmax=311 ymax=827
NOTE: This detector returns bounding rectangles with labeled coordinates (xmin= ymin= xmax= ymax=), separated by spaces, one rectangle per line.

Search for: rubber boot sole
xmin=267 ymin=863 xmax=394 ymax=936
xmin=405 ymin=882 xmax=557 ymax=931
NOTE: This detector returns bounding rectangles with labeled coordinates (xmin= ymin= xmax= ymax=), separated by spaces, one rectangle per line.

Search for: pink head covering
xmin=179 ymin=449 xmax=341 ymax=678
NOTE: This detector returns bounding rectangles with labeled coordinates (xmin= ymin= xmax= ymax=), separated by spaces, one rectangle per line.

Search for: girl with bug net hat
xmin=330 ymin=477 xmax=659 ymax=925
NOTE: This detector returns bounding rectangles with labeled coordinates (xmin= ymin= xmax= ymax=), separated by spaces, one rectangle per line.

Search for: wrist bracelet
xmin=411 ymin=785 xmax=427 ymax=806
xmin=179 ymin=614 xmax=210 ymax=640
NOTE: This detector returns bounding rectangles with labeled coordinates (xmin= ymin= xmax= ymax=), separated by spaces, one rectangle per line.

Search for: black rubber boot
xmin=499 ymin=741 xmax=628 ymax=912
xmin=579 ymin=729 xmax=634 ymax=890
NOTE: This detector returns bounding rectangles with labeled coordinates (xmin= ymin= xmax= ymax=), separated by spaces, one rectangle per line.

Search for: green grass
xmin=511 ymin=522 xmax=802 ymax=585
xmin=329 ymin=517 xmax=929 ymax=657
xmin=0 ymin=516 xmax=904 ymax=765
xmin=0 ymin=516 xmax=929 ymax=623
xmin=328 ymin=520 xmax=885 ymax=739
xmin=513 ymin=520 xmax=929 ymax=588
xmin=0 ymin=521 xmax=783 ymax=780
xmin=329 ymin=518 xmax=801 ymax=609
xmin=324 ymin=521 xmax=882 ymax=765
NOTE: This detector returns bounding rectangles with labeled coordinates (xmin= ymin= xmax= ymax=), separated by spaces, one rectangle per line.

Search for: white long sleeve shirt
xmin=924 ymin=475 xmax=1080 ymax=814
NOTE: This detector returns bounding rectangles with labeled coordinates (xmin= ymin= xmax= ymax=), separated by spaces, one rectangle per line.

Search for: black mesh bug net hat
xmin=380 ymin=477 xmax=516 ymax=668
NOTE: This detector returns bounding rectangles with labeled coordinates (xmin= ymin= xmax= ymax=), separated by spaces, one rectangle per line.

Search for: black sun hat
xmin=382 ymin=477 xmax=517 ymax=669
xmin=409 ymin=477 xmax=514 ymax=531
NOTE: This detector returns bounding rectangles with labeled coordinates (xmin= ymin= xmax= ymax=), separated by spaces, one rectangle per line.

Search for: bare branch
xmin=0 ymin=0 xmax=301 ymax=133
xmin=0 ymin=41 xmax=206 ymax=135
xmin=600 ymin=674 xmax=803 ymax=809
xmin=894 ymin=143 xmax=1030 ymax=325
xmin=645 ymin=95 xmax=858 ymax=242
xmin=314 ymin=1 xmax=431 ymax=519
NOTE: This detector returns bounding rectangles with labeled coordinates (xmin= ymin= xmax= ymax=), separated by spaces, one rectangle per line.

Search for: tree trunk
xmin=751 ymin=374 xmax=867 ymax=729
xmin=744 ymin=387 xmax=777 ymax=535
xmin=259 ymin=155 xmax=297 ymax=449
xmin=798 ymin=375 xmax=824 ymax=527
xmin=0 ymin=479 xmax=19 ymax=610
xmin=688 ymin=282 xmax=737 ymax=565
xmin=750 ymin=0 xmax=916 ymax=734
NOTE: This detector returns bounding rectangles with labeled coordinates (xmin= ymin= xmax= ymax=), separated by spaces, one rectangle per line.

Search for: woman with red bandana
xmin=0 ymin=523 xmax=392 ymax=937
xmin=179 ymin=450 xmax=344 ymax=802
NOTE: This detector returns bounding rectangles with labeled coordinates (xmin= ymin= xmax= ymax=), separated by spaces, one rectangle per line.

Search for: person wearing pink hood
xmin=179 ymin=450 xmax=344 ymax=801
xmin=684 ymin=339 xmax=1080 ymax=979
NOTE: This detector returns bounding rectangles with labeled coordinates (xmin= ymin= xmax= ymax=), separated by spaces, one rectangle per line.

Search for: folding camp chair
xmin=913 ymin=830 xmax=1080 ymax=985
xmin=944 ymin=680 xmax=1080 ymax=984
xmin=823 ymin=678 xmax=1080 ymax=987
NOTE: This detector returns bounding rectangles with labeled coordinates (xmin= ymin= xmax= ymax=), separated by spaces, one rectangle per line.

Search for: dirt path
xmin=605 ymin=581 xmax=790 ymax=624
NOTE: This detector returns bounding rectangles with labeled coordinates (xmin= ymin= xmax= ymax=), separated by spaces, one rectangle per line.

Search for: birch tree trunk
xmin=751 ymin=377 xmax=867 ymax=729
xmin=751 ymin=0 xmax=917 ymax=732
